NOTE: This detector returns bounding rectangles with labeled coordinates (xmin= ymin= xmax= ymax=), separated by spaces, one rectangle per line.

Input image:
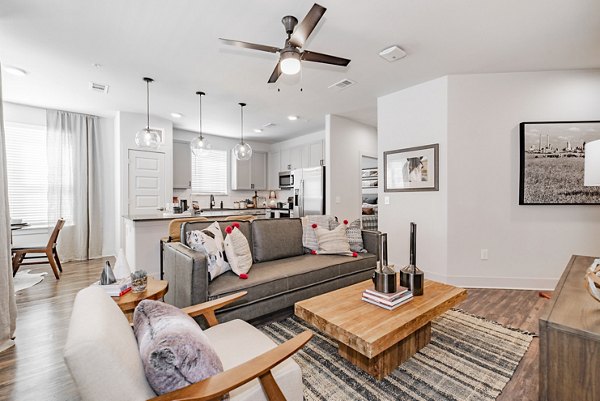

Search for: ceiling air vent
xmin=89 ymin=82 xmax=109 ymax=94
xmin=328 ymin=78 xmax=355 ymax=90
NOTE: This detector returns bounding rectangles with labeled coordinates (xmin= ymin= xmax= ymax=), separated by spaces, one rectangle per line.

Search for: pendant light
xmin=190 ymin=91 xmax=209 ymax=156
xmin=135 ymin=77 xmax=161 ymax=149
xmin=233 ymin=102 xmax=252 ymax=161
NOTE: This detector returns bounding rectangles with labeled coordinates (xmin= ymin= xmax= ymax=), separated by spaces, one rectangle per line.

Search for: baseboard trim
xmin=425 ymin=273 xmax=558 ymax=291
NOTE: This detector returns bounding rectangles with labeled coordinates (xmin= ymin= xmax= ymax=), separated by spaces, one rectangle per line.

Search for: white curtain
xmin=0 ymin=65 xmax=17 ymax=353
xmin=47 ymin=110 xmax=103 ymax=261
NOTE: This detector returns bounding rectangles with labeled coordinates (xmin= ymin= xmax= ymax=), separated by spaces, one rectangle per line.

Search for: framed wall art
xmin=519 ymin=120 xmax=600 ymax=205
xmin=384 ymin=144 xmax=439 ymax=192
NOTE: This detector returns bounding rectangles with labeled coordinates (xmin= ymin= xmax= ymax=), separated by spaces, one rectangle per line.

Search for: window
xmin=191 ymin=149 xmax=228 ymax=195
xmin=4 ymin=121 xmax=49 ymax=227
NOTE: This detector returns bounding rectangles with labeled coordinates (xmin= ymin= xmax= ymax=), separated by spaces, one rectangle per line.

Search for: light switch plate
xmin=335 ymin=196 xmax=341 ymax=204
xmin=384 ymin=196 xmax=390 ymax=205
xmin=480 ymin=249 xmax=489 ymax=260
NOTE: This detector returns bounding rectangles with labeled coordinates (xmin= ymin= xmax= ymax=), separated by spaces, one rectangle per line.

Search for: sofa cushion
xmin=64 ymin=287 xmax=156 ymax=401
xmin=205 ymin=319 xmax=303 ymax=401
xmin=208 ymin=253 xmax=376 ymax=305
xmin=346 ymin=219 xmax=366 ymax=253
xmin=314 ymin=223 xmax=352 ymax=256
xmin=251 ymin=219 xmax=304 ymax=263
xmin=301 ymin=215 xmax=338 ymax=251
xmin=133 ymin=300 xmax=224 ymax=395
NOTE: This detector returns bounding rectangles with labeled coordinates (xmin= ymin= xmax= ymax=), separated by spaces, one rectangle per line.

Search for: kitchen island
xmin=122 ymin=207 xmax=290 ymax=278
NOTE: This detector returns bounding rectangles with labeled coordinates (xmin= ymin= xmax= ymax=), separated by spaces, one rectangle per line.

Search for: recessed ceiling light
xmin=3 ymin=66 xmax=28 ymax=77
xmin=92 ymin=63 xmax=103 ymax=68
xmin=287 ymin=115 xmax=299 ymax=121
xmin=254 ymin=128 xmax=263 ymax=133
xmin=170 ymin=112 xmax=183 ymax=118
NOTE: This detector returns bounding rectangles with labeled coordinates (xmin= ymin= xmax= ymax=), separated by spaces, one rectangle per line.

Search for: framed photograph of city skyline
xmin=519 ymin=121 xmax=600 ymax=205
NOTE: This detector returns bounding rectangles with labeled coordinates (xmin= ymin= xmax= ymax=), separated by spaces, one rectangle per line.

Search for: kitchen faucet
xmin=210 ymin=194 xmax=215 ymax=209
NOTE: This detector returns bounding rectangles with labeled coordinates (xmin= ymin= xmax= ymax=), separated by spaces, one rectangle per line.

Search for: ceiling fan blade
xmin=289 ymin=3 xmax=326 ymax=48
xmin=268 ymin=62 xmax=282 ymax=83
xmin=301 ymin=50 xmax=350 ymax=66
xmin=219 ymin=38 xmax=279 ymax=54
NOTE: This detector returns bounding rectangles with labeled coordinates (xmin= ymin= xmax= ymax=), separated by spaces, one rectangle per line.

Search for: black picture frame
xmin=383 ymin=144 xmax=439 ymax=192
xmin=519 ymin=120 xmax=600 ymax=205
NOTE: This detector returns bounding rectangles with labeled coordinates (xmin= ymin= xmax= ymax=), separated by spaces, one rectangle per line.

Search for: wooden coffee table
xmin=113 ymin=277 xmax=169 ymax=318
xmin=295 ymin=279 xmax=467 ymax=379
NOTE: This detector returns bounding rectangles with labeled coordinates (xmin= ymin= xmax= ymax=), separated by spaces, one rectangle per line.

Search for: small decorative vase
xmin=131 ymin=270 xmax=148 ymax=293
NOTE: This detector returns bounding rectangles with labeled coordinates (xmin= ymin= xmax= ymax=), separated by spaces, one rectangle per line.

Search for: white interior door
xmin=128 ymin=150 xmax=165 ymax=215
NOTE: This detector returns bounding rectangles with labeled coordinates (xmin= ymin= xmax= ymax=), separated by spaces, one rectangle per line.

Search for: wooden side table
xmin=113 ymin=277 xmax=169 ymax=320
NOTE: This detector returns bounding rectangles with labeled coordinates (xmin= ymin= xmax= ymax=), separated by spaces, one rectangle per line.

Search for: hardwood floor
xmin=0 ymin=259 xmax=550 ymax=401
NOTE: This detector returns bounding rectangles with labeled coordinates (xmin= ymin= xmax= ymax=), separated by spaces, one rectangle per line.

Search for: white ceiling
xmin=1 ymin=0 xmax=599 ymax=143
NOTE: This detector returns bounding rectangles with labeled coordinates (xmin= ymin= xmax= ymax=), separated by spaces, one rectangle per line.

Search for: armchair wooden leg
xmin=258 ymin=370 xmax=287 ymax=401
xmin=53 ymin=248 xmax=63 ymax=272
xmin=12 ymin=252 xmax=24 ymax=276
xmin=46 ymin=250 xmax=60 ymax=279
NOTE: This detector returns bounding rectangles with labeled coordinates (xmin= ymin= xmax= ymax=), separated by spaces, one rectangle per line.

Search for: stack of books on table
xmin=91 ymin=278 xmax=132 ymax=297
xmin=362 ymin=286 xmax=413 ymax=310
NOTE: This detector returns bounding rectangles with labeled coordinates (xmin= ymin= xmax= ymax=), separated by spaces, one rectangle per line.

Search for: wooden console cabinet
xmin=539 ymin=255 xmax=600 ymax=401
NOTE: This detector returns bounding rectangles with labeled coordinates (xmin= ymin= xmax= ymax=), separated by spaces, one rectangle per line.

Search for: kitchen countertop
xmin=123 ymin=207 xmax=292 ymax=222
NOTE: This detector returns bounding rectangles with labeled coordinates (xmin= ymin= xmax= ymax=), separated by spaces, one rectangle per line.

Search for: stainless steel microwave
xmin=278 ymin=171 xmax=294 ymax=189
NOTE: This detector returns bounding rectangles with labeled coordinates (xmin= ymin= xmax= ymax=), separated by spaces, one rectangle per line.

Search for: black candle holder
xmin=400 ymin=222 xmax=424 ymax=296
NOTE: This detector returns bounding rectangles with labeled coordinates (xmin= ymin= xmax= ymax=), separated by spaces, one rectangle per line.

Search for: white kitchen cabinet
xmin=309 ymin=140 xmax=324 ymax=167
xmin=173 ymin=141 xmax=191 ymax=189
xmin=231 ymin=150 xmax=267 ymax=190
xmin=289 ymin=147 xmax=302 ymax=170
xmin=280 ymin=148 xmax=291 ymax=171
xmin=268 ymin=151 xmax=280 ymax=189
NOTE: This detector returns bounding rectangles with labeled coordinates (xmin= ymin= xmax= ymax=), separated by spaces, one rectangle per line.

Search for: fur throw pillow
xmin=133 ymin=300 xmax=224 ymax=395
xmin=223 ymin=223 xmax=252 ymax=276
xmin=186 ymin=221 xmax=230 ymax=280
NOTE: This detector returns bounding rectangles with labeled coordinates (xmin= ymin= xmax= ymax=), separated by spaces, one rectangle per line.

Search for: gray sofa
xmin=162 ymin=218 xmax=379 ymax=322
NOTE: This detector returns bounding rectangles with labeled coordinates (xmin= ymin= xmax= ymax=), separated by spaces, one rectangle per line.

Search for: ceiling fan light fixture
xmin=280 ymin=51 xmax=301 ymax=75
xmin=135 ymin=77 xmax=161 ymax=149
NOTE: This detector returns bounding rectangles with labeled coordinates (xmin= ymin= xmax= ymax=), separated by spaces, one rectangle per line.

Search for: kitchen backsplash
xmin=173 ymin=188 xmax=294 ymax=209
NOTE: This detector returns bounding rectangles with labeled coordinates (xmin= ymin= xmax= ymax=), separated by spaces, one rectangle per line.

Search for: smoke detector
xmin=379 ymin=45 xmax=407 ymax=62
xmin=89 ymin=82 xmax=109 ymax=94
xmin=328 ymin=78 xmax=356 ymax=90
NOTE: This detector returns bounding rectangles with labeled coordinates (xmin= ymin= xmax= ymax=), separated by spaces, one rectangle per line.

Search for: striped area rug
xmin=259 ymin=310 xmax=533 ymax=401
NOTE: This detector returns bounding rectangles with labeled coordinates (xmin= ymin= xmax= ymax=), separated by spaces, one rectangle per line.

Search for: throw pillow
xmin=133 ymin=300 xmax=224 ymax=395
xmin=186 ymin=222 xmax=230 ymax=280
xmin=346 ymin=219 xmax=366 ymax=253
xmin=301 ymin=215 xmax=338 ymax=251
xmin=313 ymin=220 xmax=356 ymax=257
xmin=224 ymin=223 xmax=253 ymax=276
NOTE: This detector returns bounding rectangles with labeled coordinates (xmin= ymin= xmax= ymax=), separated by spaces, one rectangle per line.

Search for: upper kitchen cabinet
xmin=309 ymin=140 xmax=324 ymax=167
xmin=173 ymin=140 xmax=191 ymax=189
xmin=231 ymin=150 xmax=267 ymax=190
xmin=278 ymin=141 xmax=324 ymax=171
xmin=268 ymin=151 xmax=280 ymax=189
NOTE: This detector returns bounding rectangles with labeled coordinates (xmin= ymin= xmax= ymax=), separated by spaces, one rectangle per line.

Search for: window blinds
xmin=4 ymin=121 xmax=49 ymax=227
xmin=191 ymin=149 xmax=228 ymax=195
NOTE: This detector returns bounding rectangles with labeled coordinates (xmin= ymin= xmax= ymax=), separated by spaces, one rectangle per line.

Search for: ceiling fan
xmin=219 ymin=3 xmax=351 ymax=83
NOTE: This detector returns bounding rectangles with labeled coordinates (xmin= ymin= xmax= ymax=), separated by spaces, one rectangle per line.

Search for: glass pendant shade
xmin=135 ymin=128 xmax=161 ymax=149
xmin=135 ymin=77 xmax=160 ymax=149
xmin=190 ymin=91 xmax=209 ymax=156
xmin=234 ymin=102 xmax=252 ymax=161
xmin=233 ymin=142 xmax=252 ymax=161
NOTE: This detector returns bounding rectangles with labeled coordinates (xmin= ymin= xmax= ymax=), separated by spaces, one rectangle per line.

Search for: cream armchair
xmin=64 ymin=287 xmax=311 ymax=401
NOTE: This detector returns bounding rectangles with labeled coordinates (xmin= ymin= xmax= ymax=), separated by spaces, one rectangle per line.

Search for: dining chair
xmin=159 ymin=216 xmax=209 ymax=279
xmin=225 ymin=215 xmax=256 ymax=221
xmin=12 ymin=219 xmax=65 ymax=279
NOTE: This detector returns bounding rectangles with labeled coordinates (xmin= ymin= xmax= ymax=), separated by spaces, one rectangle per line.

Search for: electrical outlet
xmin=335 ymin=196 xmax=341 ymax=204
xmin=384 ymin=196 xmax=390 ymax=205
xmin=480 ymin=249 xmax=489 ymax=260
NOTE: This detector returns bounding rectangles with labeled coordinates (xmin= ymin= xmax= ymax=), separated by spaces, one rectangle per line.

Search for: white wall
xmin=377 ymin=77 xmax=449 ymax=280
xmin=5 ymin=102 xmax=117 ymax=257
xmin=378 ymin=70 xmax=600 ymax=289
xmin=446 ymin=70 xmax=600 ymax=289
xmin=171 ymin=128 xmax=272 ymax=208
xmin=326 ymin=115 xmax=377 ymax=222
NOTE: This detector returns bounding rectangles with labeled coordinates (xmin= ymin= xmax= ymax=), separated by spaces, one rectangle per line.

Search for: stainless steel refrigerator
xmin=292 ymin=166 xmax=326 ymax=217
